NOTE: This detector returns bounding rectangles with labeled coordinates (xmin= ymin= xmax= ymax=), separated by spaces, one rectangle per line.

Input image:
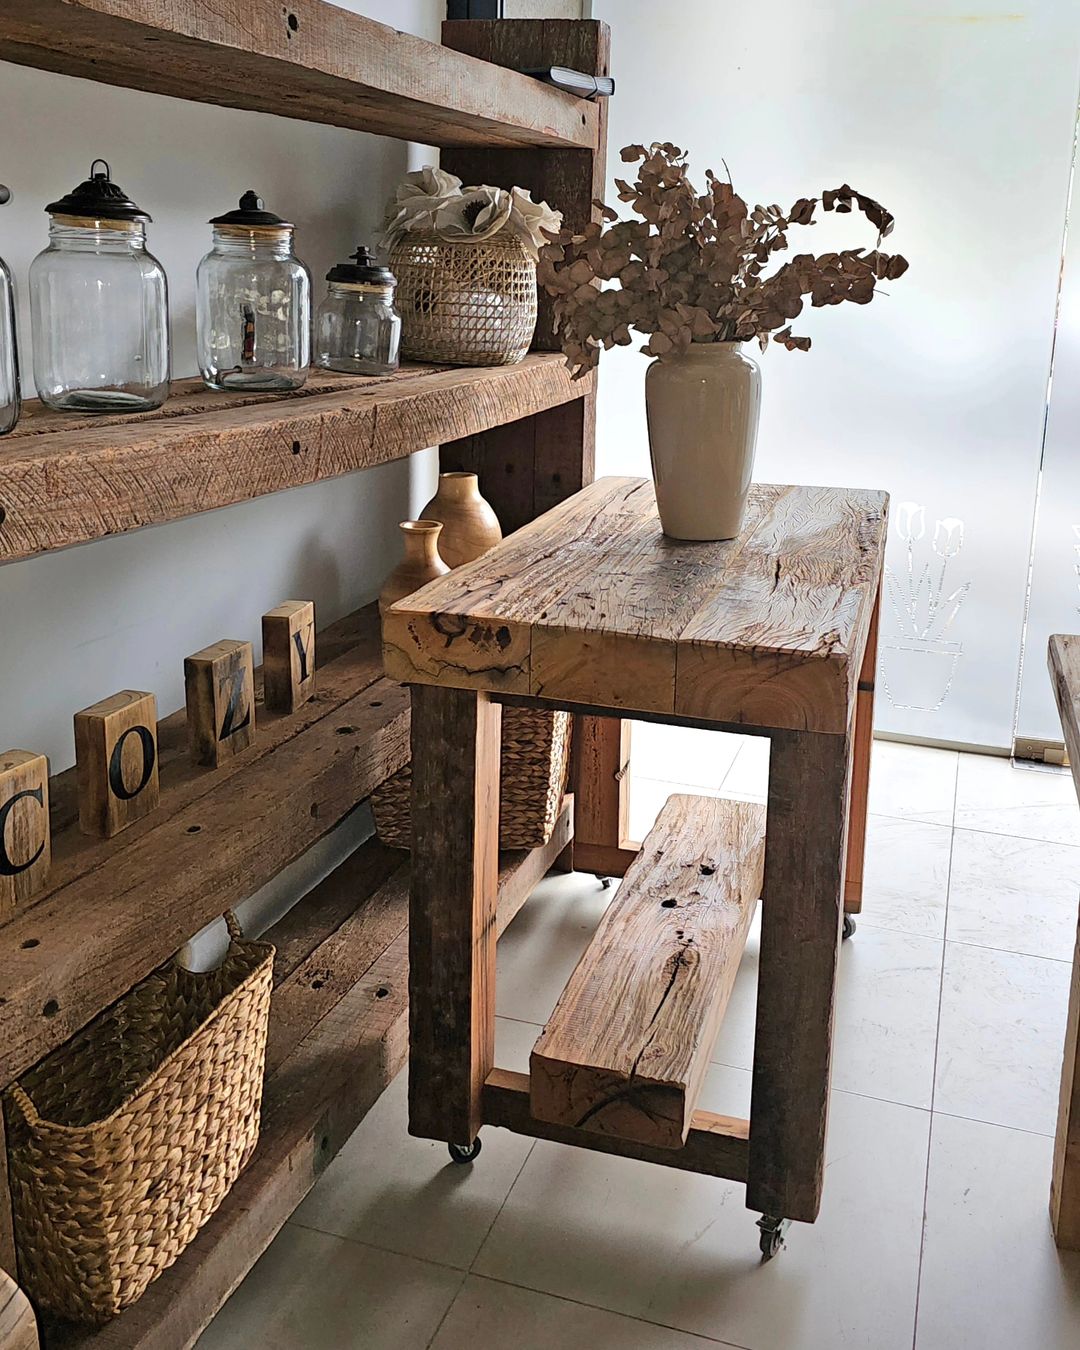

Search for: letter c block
xmin=0 ymin=749 xmax=51 ymax=919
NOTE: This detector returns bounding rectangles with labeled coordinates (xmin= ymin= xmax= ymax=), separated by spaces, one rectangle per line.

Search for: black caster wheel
xmin=756 ymin=1215 xmax=790 ymax=1262
xmin=600 ymin=876 xmax=614 ymax=890
xmin=448 ymin=1138 xmax=482 ymax=1165
xmin=842 ymin=914 xmax=856 ymax=941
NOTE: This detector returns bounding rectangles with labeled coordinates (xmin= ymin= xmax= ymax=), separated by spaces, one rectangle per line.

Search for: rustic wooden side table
xmin=384 ymin=475 xmax=888 ymax=1256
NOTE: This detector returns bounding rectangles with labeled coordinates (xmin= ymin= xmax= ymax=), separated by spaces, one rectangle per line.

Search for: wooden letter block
xmin=0 ymin=749 xmax=51 ymax=919
xmin=185 ymin=639 xmax=256 ymax=767
xmin=262 ymin=601 xmax=316 ymax=714
xmin=74 ymin=690 xmax=160 ymax=838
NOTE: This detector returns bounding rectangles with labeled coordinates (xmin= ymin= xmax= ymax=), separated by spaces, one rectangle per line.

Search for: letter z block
xmin=185 ymin=639 xmax=256 ymax=768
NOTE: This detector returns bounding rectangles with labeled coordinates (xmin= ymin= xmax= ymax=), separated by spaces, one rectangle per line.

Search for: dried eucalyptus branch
xmin=537 ymin=142 xmax=909 ymax=378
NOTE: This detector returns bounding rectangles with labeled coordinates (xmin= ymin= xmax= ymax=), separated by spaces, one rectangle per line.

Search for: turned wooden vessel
xmin=378 ymin=520 xmax=450 ymax=614
xmin=419 ymin=471 xmax=503 ymax=568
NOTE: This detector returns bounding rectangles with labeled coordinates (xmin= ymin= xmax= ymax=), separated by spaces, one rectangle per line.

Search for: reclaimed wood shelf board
xmin=0 ymin=0 xmax=597 ymax=150
xmin=0 ymin=603 xmax=412 ymax=1088
xmin=0 ymin=357 xmax=589 ymax=564
xmin=40 ymin=797 xmax=572 ymax=1350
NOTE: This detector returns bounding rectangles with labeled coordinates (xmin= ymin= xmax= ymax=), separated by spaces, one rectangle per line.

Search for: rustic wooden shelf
xmin=0 ymin=603 xmax=411 ymax=1088
xmin=0 ymin=0 xmax=597 ymax=150
xmin=0 ymin=357 xmax=589 ymax=565
xmin=40 ymin=797 xmax=572 ymax=1350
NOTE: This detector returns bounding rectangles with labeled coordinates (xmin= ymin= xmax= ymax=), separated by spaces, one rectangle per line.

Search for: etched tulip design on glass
xmin=881 ymin=502 xmax=971 ymax=712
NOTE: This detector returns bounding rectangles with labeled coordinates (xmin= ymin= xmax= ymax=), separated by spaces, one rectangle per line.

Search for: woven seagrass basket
xmin=374 ymin=705 xmax=571 ymax=850
xmin=388 ymin=230 xmax=538 ymax=366
xmin=4 ymin=913 xmax=273 ymax=1324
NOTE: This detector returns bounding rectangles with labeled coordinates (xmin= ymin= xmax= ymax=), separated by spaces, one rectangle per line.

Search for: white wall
xmin=592 ymin=0 xmax=1080 ymax=751
xmin=0 ymin=0 xmax=445 ymax=956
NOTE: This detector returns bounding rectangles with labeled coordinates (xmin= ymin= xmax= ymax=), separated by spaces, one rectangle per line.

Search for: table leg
xmin=747 ymin=726 xmax=851 ymax=1224
xmin=407 ymin=685 xmax=502 ymax=1147
xmin=1052 ymin=913 xmax=1080 ymax=1248
xmin=844 ymin=588 xmax=880 ymax=916
xmin=571 ymin=715 xmax=637 ymax=876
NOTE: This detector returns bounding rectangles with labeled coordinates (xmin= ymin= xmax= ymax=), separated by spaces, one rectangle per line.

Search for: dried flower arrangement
xmin=538 ymin=142 xmax=910 ymax=377
xmin=383 ymin=167 xmax=562 ymax=260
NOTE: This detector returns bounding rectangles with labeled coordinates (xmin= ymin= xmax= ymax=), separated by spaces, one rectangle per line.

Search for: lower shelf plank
xmin=42 ymin=798 xmax=573 ymax=1350
xmin=483 ymin=1069 xmax=749 ymax=1181
xmin=531 ymin=795 xmax=765 ymax=1149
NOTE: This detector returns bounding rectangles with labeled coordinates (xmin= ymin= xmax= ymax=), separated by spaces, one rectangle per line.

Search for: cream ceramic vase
xmin=419 ymin=471 xmax=503 ymax=568
xmin=644 ymin=341 xmax=762 ymax=541
xmin=378 ymin=520 xmax=450 ymax=614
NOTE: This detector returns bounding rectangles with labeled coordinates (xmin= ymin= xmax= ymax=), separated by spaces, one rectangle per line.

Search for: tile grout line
xmin=910 ymin=750 xmax=960 ymax=1350
xmin=459 ymin=1269 xmax=756 ymax=1350
xmin=423 ymin=1268 xmax=470 ymax=1350
xmin=466 ymin=1135 xmax=537 ymax=1276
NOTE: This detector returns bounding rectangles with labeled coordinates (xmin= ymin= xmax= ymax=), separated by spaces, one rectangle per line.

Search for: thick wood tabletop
xmin=383 ymin=477 xmax=888 ymax=734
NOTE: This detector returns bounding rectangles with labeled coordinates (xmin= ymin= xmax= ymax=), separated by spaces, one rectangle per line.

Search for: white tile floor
xmin=199 ymin=735 xmax=1080 ymax=1350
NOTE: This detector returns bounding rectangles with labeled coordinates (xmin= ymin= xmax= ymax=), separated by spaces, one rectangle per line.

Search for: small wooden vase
xmin=419 ymin=471 xmax=503 ymax=568
xmin=379 ymin=520 xmax=451 ymax=614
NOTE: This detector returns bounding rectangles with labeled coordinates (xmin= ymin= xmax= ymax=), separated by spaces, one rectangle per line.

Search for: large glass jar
xmin=196 ymin=192 xmax=311 ymax=391
xmin=0 ymin=186 xmax=19 ymax=435
xmin=315 ymin=246 xmax=401 ymax=375
xmin=30 ymin=161 xmax=169 ymax=412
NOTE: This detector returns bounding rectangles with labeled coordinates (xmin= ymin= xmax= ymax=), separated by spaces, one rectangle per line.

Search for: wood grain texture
xmin=747 ymin=727 xmax=851 ymax=1223
xmin=408 ymin=686 xmax=502 ymax=1146
xmin=0 ymin=1267 xmax=36 ymax=1350
xmin=484 ymin=1070 xmax=749 ymax=1182
xmin=844 ymin=588 xmax=880 ymax=913
xmin=384 ymin=477 xmax=888 ymax=734
xmin=74 ymin=691 xmax=159 ymax=838
xmin=0 ymin=614 xmax=411 ymax=1087
xmin=44 ymin=805 xmax=573 ymax=1350
xmin=0 ymin=0 xmax=597 ymax=150
xmin=184 ymin=640 xmax=256 ymax=767
xmin=531 ymin=795 xmax=764 ymax=1148
xmin=0 ymin=753 xmax=50 ymax=923
xmin=1047 ymin=633 xmax=1080 ymax=1248
xmin=0 ymin=357 xmax=591 ymax=565
xmin=261 ymin=602 xmax=316 ymax=715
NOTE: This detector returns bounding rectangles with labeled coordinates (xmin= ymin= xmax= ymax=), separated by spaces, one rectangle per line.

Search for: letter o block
xmin=185 ymin=639 xmax=256 ymax=768
xmin=0 ymin=749 xmax=51 ymax=919
xmin=74 ymin=690 xmax=160 ymax=838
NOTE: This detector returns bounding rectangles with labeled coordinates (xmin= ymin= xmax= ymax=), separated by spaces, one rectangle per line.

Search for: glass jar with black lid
xmin=315 ymin=245 xmax=401 ymax=376
xmin=0 ymin=184 xmax=19 ymax=435
xmin=29 ymin=161 xmax=169 ymax=412
xmin=196 ymin=192 xmax=311 ymax=391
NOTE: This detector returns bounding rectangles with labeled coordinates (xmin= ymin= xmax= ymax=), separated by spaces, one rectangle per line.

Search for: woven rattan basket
xmin=4 ymin=914 xmax=274 ymax=1324
xmin=374 ymin=705 xmax=571 ymax=850
xmin=389 ymin=231 xmax=538 ymax=366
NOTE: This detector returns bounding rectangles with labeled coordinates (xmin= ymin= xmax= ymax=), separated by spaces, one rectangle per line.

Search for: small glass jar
xmin=30 ymin=161 xmax=169 ymax=412
xmin=0 ymin=185 xmax=19 ymax=436
xmin=315 ymin=246 xmax=401 ymax=375
xmin=196 ymin=192 xmax=311 ymax=391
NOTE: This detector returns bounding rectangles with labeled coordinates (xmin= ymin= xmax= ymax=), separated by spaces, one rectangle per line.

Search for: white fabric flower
xmin=382 ymin=166 xmax=464 ymax=248
xmin=434 ymin=186 xmax=514 ymax=243
xmin=506 ymin=186 xmax=563 ymax=260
